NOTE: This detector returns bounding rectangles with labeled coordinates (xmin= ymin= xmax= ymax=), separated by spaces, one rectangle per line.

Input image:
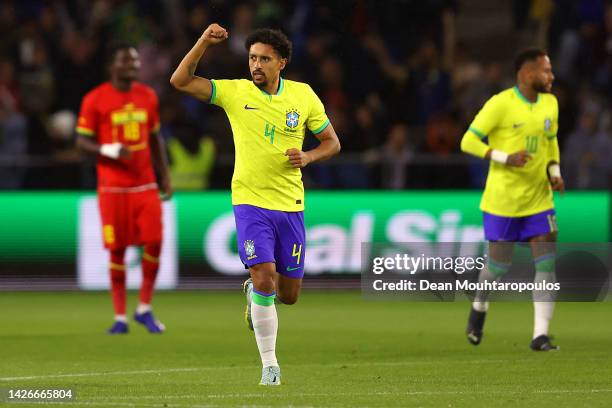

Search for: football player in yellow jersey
xmin=460 ymin=49 xmax=565 ymax=351
xmin=171 ymin=24 xmax=341 ymax=384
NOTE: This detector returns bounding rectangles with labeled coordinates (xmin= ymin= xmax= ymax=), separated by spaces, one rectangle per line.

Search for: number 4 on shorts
xmin=292 ymin=243 xmax=302 ymax=264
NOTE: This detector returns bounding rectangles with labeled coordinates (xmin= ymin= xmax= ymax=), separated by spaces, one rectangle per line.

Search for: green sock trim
xmin=252 ymin=291 xmax=276 ymax=306
xmin=535 ymin=257 xmax=555 ymax=273
xmin=488 ymin=260 xmax=510 ymax=276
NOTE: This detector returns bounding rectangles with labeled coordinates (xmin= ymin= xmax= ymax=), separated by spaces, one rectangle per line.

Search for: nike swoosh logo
xmin=286 ymin=266 xmax=301 ymax=271
xmin=244 ymin=104 xmax=258 ymax=110
xmin=512 ymin=123 xmax=524 ymax=129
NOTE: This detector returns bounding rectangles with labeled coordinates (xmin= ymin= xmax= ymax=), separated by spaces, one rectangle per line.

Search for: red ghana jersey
xmin=76 ymin=82 xmax=160 ymax=188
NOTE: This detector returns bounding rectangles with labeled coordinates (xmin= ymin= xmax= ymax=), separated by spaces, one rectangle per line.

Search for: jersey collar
xmin=258 ymin=77 xmax=284 ymax=98
xmin=513 ymin=86 xmax=540 ymax=106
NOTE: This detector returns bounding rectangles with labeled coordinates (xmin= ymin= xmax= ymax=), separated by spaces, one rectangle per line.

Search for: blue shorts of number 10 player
xmin=483 ymin=209 xmax=557 ymax=242
xmin=234 ymin=204 xmax=306 ymax=279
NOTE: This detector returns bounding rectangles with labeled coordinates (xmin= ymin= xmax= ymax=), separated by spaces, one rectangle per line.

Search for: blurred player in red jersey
xmin=76 ymin=44 xmax=172 ymax=334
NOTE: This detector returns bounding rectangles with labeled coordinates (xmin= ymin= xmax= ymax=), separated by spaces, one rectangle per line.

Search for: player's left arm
xmin=148 ymin=92 xmax=172 ymax=200
xmin=547 ymin=136 xmax=564 ymax=193
xmin=150 ymin=131 xmax=173 ymax=200
xmin=286 ymin=86 xmax=341 ymax=168
xmin=286 ymin=124 xmax=341 ymax=168
xmin=547 ymin=96 xmax=564 ymax=194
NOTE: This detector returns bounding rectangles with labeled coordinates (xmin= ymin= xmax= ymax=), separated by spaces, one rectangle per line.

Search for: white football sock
xmin=472 ymin=300 xmax=489 ymax=312
xmin=533 ymin=301 xmax=555 ymax=339
xmin=252 ymin=302 xmax=278 ymax=368
xmin=533 ymin=271 xmax=556 ymax=339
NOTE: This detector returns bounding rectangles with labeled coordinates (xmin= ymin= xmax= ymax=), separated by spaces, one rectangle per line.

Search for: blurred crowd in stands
xmin=0 ymin=0 xmax=610 ymax=190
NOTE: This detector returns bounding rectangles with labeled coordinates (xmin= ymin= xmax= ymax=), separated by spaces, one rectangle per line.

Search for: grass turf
xmin=0 ymin=291 xmax=611 ymax=407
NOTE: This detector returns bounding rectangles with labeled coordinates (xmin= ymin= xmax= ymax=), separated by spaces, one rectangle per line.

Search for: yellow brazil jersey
xmin=468 ymin=87 xmax=559 ymax=217
xmin=210 ymin=77 xmax=330 ymax=211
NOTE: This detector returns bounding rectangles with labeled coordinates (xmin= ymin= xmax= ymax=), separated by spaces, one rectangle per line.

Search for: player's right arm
xmin=75 ymin=92 xmax=131 ymax=159
xmin=169 ymin=23 xmax=228 ymax=101
xmin=460 ymin=95 xmax=530 ymax=167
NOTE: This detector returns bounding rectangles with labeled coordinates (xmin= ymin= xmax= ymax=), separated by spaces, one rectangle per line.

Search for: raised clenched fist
xmin=201 ymin=23 xmax=228 ymax=45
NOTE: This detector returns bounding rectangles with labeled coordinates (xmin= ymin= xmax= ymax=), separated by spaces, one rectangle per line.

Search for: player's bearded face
xmin=532 ymin=56 xmax=554 ymax=93
xmin=248 ymin=43 xmax=285 ymax=88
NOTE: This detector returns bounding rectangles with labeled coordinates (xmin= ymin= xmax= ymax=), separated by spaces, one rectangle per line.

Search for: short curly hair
xmin=514 ymin=48 xmax=547 ymax=74
xmin=245 ymin=28 xmax=292 ymax=63
xmin=106 ymin=42 xmax=137 ymax=64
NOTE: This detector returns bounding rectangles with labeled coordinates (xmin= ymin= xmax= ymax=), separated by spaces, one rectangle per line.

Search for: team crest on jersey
xmin=544 ymin=118 xmax=552 ymax=132
xmin=286 ymin=109 xmax=300 ymax=129
xmin=244 ymin=240 xmax=257 ymax=260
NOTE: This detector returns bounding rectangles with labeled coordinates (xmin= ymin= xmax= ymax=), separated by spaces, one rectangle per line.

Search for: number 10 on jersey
xmin=526 ymin=135 xmax=538 ymax=153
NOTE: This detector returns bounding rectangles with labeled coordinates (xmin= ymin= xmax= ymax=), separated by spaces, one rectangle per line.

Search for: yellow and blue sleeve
xmin=460 ymin=95 xmax=504 ymax=158
xmin=209 ymin=79 xmax=238 ymax=108
xmin=467 ymin=94 xmax=503 ymax=140
xmin=460 ymin=131 xmax=490 ymax=158
xmin=546 ymin=95 xmax=560 ymax=163
xmin=305 ymin=86 xmax=330 ymax=134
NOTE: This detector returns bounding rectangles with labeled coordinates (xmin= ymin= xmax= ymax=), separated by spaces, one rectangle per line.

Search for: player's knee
xmin=530 ymin=232 xmax=557 ymax=242
xmin=284 ymin=295 xmax=299 ymax=305
xmin=110 ymin=247 xmax=126 ymax=263
xmin=252 ymin=281 xmax=275 ymax=295
xmin=277 ymin=287 xmax=300 ymax=305
xmin=250 ymin=264 xmax=276 ymax=294
xmin=278 ymin=293 xmax=299 ymax=305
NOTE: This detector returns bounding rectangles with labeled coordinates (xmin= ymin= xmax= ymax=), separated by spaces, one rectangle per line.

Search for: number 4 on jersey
xmin=264 ymin=123 xmax=275 ymax=144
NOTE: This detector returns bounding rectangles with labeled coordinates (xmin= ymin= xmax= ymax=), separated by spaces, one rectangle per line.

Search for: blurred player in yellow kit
xmin=460 ymin=49 xmax=565 ymax=351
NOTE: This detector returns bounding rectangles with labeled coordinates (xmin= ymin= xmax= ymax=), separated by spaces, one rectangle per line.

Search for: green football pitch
xmin=1 ymin=291 xmax=611 ymax=407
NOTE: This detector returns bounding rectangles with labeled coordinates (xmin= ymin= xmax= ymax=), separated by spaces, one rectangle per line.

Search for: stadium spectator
xmin=0 ymin=1 xmax=609 ymax=191
xmin=563 ymin=101 xmax=612 ymax=189
xmin=168 ymin=122 xmax=216 ymax=191
xmin=366 ymin=122 xmax=415 ymax=190
xmin=0 ymin=66 xmax=27 ymax=189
